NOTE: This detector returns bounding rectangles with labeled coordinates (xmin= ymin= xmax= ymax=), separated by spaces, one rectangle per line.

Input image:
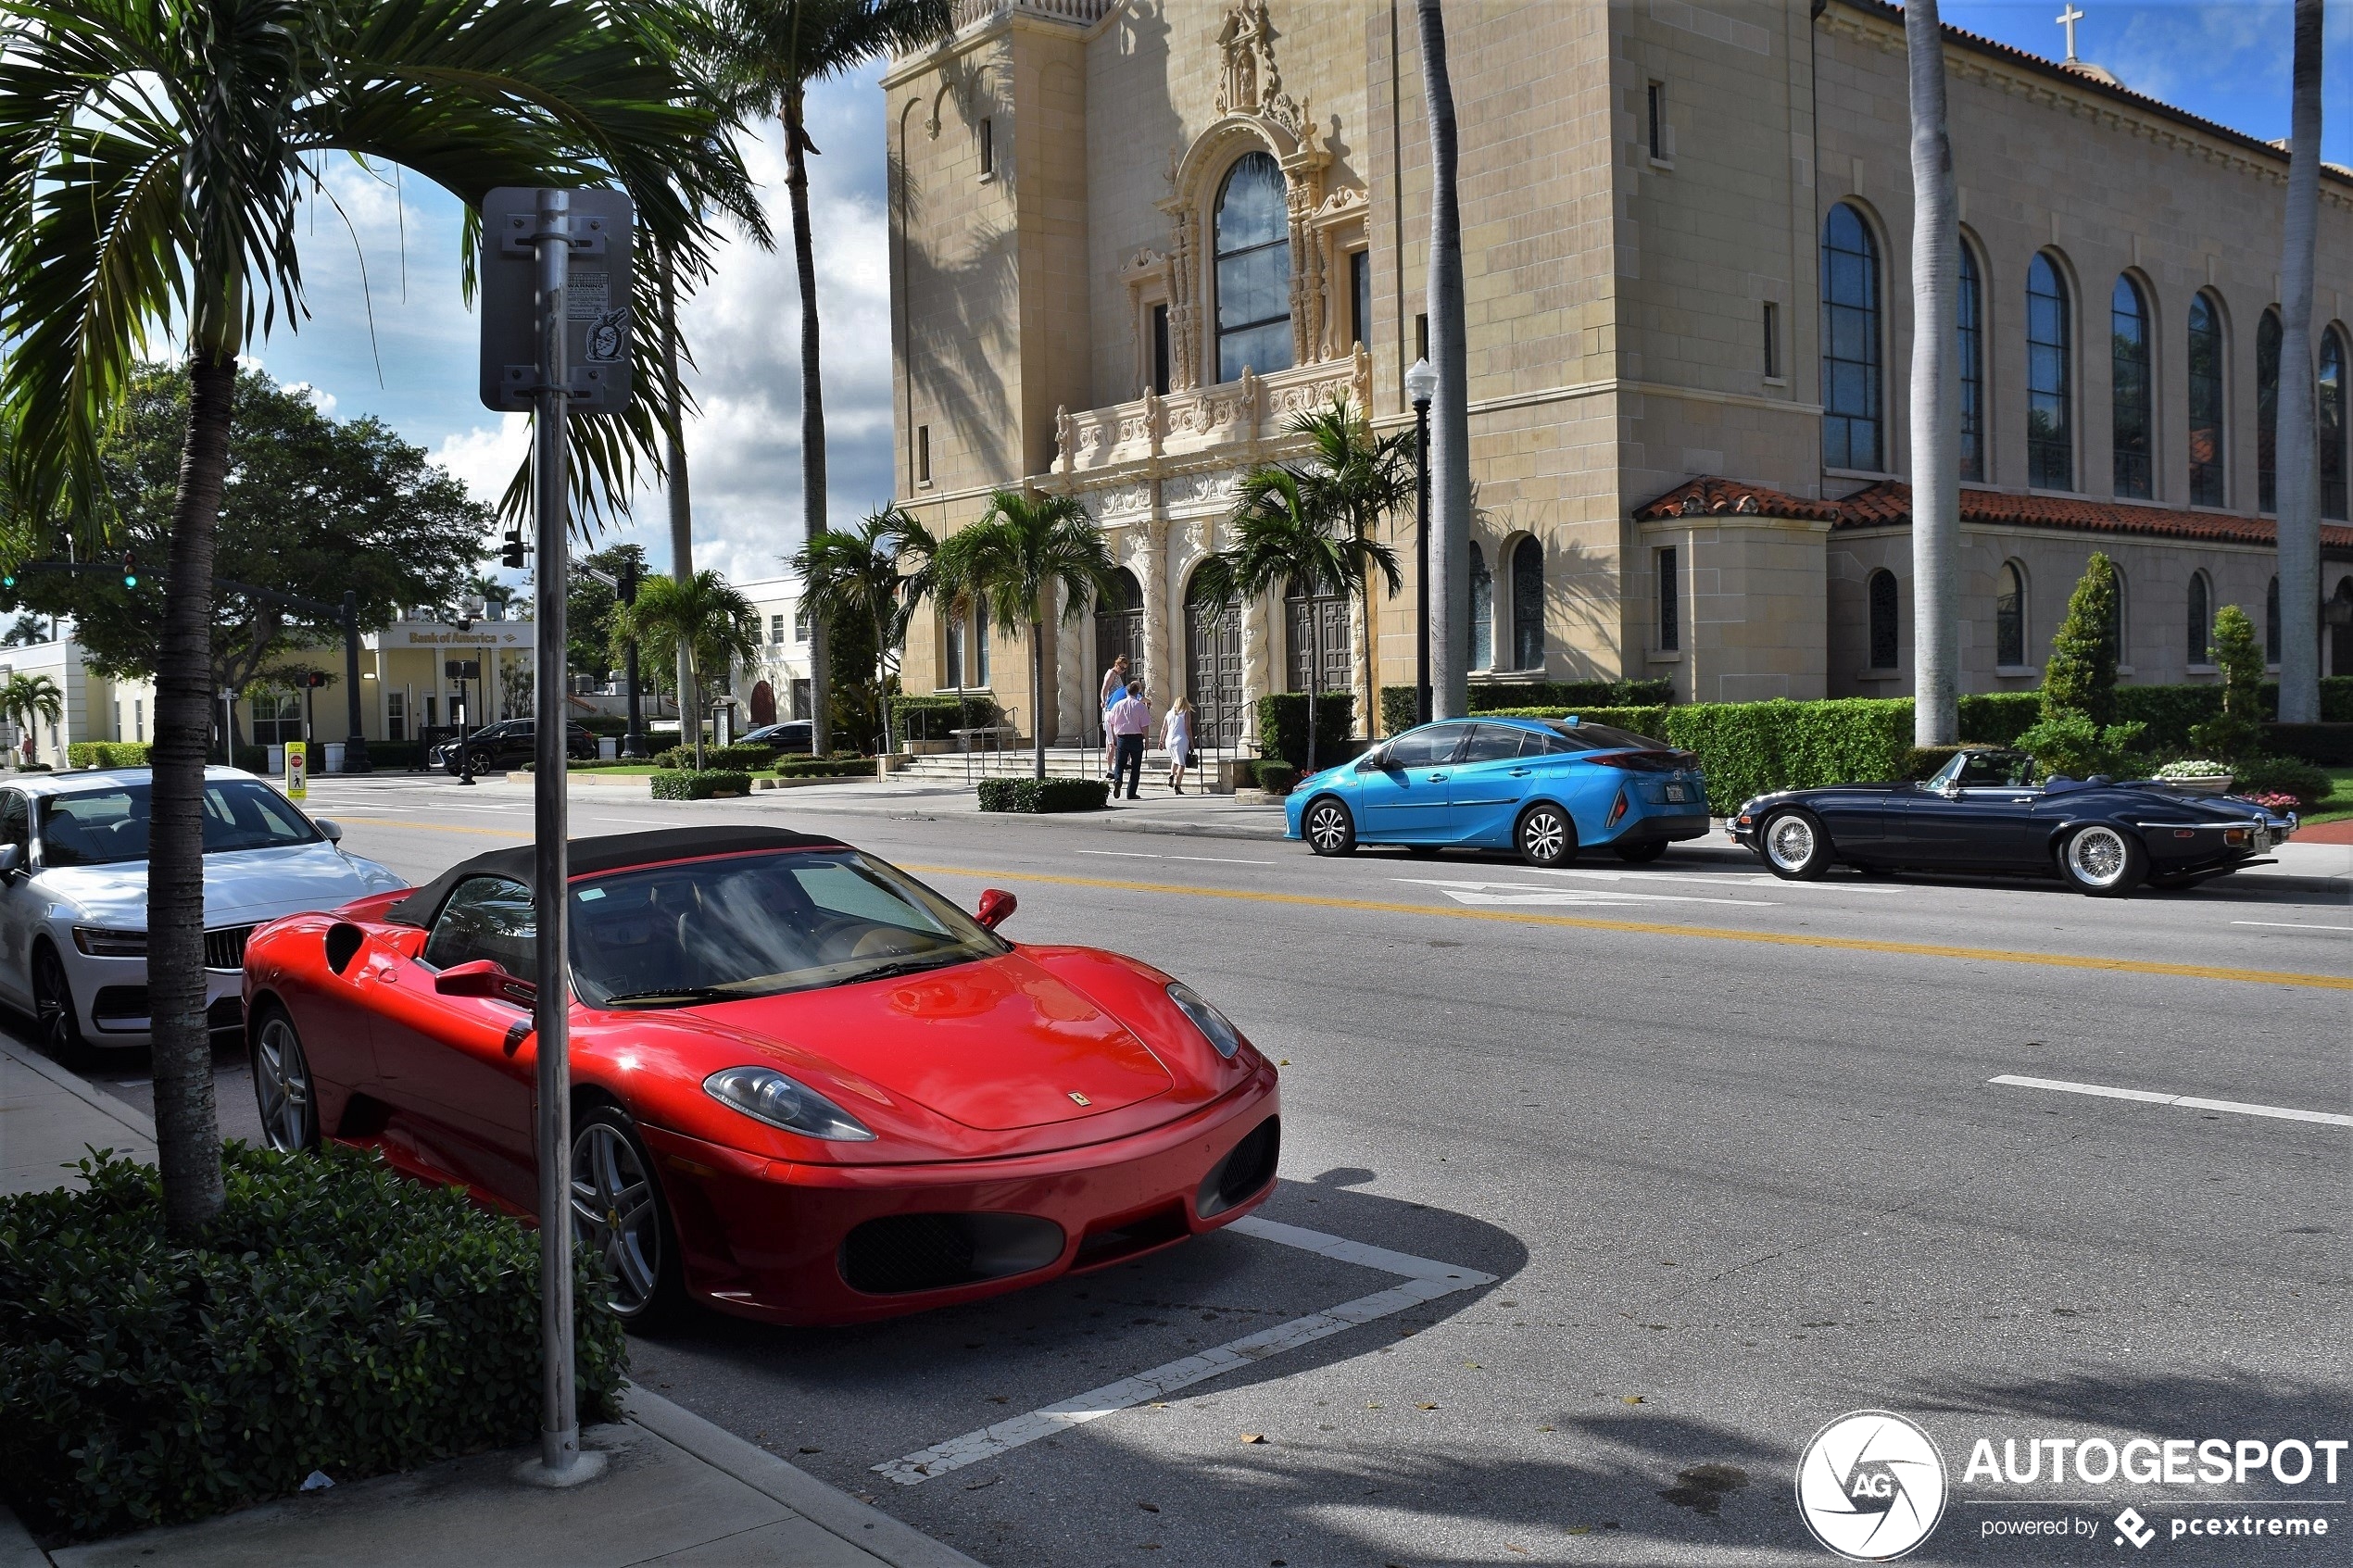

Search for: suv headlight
xmin=1165 ymin=981 xmax=1242 ymax=1060
xmin=72 ymin=926 xmax=148 ymax=959
xmin=702 ymin=1067 xmax=875 ymax=1140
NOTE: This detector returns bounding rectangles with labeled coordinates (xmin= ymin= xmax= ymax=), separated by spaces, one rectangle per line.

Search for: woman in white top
xmin=1164 ymin=698 xmax=1194 ymax=794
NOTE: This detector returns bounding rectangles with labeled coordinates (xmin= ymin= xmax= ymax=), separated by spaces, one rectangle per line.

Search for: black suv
xmin=431 ymin=720 xmax=598 ymax=774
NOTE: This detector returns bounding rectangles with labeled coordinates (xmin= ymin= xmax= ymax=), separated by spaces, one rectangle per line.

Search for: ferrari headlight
xmin=73 ymin=926 xmax=148 ymax=959
xmin=1165 ymin=981 xmax=1242 ymax=1060
xmin=702 ymin=1067 xmax=875 ymax=1141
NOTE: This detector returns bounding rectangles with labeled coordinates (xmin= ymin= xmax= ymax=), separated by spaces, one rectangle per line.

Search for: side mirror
xmin=434 ymin=958 xmax=535 ymax=1004
xmin=0 ymin=843 xmax=21 ymax=876
xmin=1356 ymin=748 xmax=1389 ymax=772
xmin=314 ymin=818 xmax=344 ymax=843
xmin=975 ymin=888 xmax=1017 ymax=930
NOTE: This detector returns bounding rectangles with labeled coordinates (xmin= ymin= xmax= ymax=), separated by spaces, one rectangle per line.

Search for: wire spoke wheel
xmin=251 ymin=1012 xmax=316 ymax=1152
xmin=573 ymin=1121 xmax=661 ymax=1316
xmin=1765 ymin=814 xmax=1816 ymax=872
xmin=2058 ymin=823 xmax=2145 ymax=897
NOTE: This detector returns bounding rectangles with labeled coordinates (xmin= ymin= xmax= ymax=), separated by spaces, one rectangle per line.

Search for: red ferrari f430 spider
xmin=240 ymin=827 xmax=1280 ymax=1326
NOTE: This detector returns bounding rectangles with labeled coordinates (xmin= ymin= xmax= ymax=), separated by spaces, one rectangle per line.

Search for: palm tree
xmin=789 ymin=505 xmax=938 ymax=759
xmin=1416 ymin=0 xmax=1471 ymax=719
xmin=1195 ymin=468 xmax=1404 ymax=778
xmin=0 ymin=671 xmax=62 ymax=762
xmin=930 ymin=490 xmax=1118 ymax=782
xmin=709 ymin=0 xmax=959 ymax=757
xmin=1285 ymin=396 xmax=1415 ymax=736
xmin=0 ymin=0 xmax=742 ymax=1239
xmin=611 ymin=571 xmax=762 ymax=769
xmin=2274 ymin=0 xmax=2324 ymax=724
xmin=1906 ymin=0 xmax=1960 ymax=746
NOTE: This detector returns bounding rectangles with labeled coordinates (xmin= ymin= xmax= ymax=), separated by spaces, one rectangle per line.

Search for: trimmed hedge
xmin=2266 ymin=723 xmax=2353 ymax=766
xmin=1255 ymin=691 xmax=1356 ymax=769
xmin=652 ymin=744 xmax=775 ymax=771
xmin=1954 ymin=692 xmax=2045 ymax=746
xmin=1476 ymin=705 xmax=1673 ymax=737
xmin=649 ymin=769 xmax=751 ymax=799
xmin=0 ymin=1145 xmax=626 ymax=1541
xmin=976 ymin=777 xmax=1110 ymax=813
xmin=890 ymin=694 xmax=1001 ymax=742
xmin=774 ymin=757 xmax=880 ymax=778
xmin=1468 ymin=678 xmax=1674 ymax=710
xmin=1655 ymin=698 xmax=1913 ymax=813
xmin=2230 ymin=755 xmax=2334 ymax=809
xmin=1254 ymin=760 xmax=1301 ymax=794
xmin=65 ymin=742 xmax=153 ymax=769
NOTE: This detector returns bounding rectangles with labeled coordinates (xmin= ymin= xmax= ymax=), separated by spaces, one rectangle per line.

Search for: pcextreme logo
xmin=1795 ymin=1411 xmax=1950 ymax=1562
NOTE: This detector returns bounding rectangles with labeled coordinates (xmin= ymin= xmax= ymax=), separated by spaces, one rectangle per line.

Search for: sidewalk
xmin=0 ymin=1035 xmax=983 ymax=1568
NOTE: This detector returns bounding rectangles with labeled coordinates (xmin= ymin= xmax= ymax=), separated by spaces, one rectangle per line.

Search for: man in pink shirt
xmin=1106 ymin=681 xmax=1151 ymax=799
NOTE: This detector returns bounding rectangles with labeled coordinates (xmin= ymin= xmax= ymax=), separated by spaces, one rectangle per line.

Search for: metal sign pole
xmin=530 ymin=186 xmax=580 ymax=1481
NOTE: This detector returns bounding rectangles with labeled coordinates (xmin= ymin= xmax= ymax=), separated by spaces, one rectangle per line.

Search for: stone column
xmin=1139 ymin=518 xmax=1173 ymax=721
xmin=1239 ymin=591 xmax=1274 ymax=756
xmin=1053 ymin=581 xmax=1086 ymax=744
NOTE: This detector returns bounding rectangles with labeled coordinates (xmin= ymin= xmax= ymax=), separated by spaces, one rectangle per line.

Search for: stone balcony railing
xmin=944 ymin=0 xmax=1114 ymax=31
xmin=1052 ymin=348 xmax=1372 ymax=482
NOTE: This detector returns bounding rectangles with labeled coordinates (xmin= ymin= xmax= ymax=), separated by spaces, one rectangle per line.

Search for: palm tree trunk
xmin=1030 ymin=619 xmax=1047 ymax=782
xmin=687 ymin=651 xmax=705 ymax=770
xmin=1305 ymin=608 xmax=1321 ymax=776
xmin=2274 ymin=0 xmax=2324 ymax=723
xmin=786 ymin=93 xmax=833 ymax=758
xmin=1358 ymin=516 xmax=1378 ymax=737
xmin=1906 ymin=0 xmax=1960 ymax=746
xmin=1417 ymin=0 xmax=1471 ymax=720
xmin=875 ymin=609 xmax=896 ymax=763
xmin=661 ymin=270 xmax=698 ymax=755
xmin=153 ymin=352 xmax=234 ymax=1241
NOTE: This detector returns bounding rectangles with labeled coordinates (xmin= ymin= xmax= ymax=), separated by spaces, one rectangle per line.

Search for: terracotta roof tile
xmin=1633 ymin=476 xmax=1842 ymax=523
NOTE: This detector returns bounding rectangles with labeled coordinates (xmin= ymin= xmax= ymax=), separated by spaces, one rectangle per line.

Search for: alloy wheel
xmin=573 ymin=1121 xmax=661 ymax=1318
xmin=1305 ymin=800 xmax=1353 ymax=854
xmin=2065 ymin=825 xmax=2129 ymax=887
xmin=252 ymin=1014 xmax=316 ymax=1152
xmin=1518 ymin=807 xmax=1570 ymax=866
xmin=1765 ymin=813 xmax=1818 ymax=872
xmin=33 ymin=947 xmax=82 ymax=1059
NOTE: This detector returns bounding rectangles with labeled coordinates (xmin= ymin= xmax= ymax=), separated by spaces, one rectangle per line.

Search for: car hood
xmin=38 ymin=843 xmax=406 ymax=928
xmin=657 ymin=949 xmax=1176 ymax=1132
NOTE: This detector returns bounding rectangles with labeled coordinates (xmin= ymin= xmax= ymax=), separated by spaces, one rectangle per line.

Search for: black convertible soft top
xmin=384 ymin=825 xmax=845 ymax=929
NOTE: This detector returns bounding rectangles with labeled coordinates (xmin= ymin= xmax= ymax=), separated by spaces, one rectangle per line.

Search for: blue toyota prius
xmin=1282 ymin=716 xmax=1710 ymax=866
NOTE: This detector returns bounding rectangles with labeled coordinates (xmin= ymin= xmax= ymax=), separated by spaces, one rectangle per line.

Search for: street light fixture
xmin=583 ymin=560 xmax=647 ymax=758
xmin=1404 ymin=357 xmax=1439 ymax=728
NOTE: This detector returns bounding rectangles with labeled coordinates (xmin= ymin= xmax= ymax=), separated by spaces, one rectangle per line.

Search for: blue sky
xmin=242 ymin=3 xmax=2342 ymax=590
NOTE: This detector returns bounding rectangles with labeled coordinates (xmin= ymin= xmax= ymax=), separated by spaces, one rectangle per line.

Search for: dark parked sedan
xmin=736 ymin=721 xmax=814 ymax=754
xmin=429 ymin=720 xmax=598 ymax=775
xmin=1730 ymin=747 xmax=2296 ymax=896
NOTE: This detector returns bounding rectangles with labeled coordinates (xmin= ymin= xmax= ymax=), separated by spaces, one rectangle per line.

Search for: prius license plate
xmin=1665 ymin=784 xmax=1689 ymax=803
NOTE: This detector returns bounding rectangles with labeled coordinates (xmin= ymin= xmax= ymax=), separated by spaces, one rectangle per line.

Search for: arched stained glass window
xmin=1995 ymin=560 xmax=2026 ymax=668
xmin=2111 ymin=276 xmax=2152 ymax=498
xmin=1958 ymin=245 xmax=1984 ymax=482
xmin=1510 ymin=536 xmax=1544 ymax=671
xmin=2188 ymin=294 xmax=2226 ymax=507
xmin=1468 ymin=543 xmax=1494 ymax=671
xmin=1868 ymin=569 xmax=1899 ymax=671
xmin=1820 ymin=204 xmax=1881 ymax=470
xmin=2256 ymin=309 xmax=2281 ymax=514
xmin=2324 ymin=328 xmax=2349 ymax=521
xmin=2027 ymin=255 xmax=2073 ymax=490
xmin=1214 ymin=153 xmax=1292 ymax=383
xmin=2188 ymin=571 xmax=2212 ymax=665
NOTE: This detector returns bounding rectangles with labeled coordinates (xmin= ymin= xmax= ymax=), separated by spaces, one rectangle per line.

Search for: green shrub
xmin=774 ymin=757 xmax=878 ymax=778
xmin=0 ymin=1145 xmax=626 ymax=1541
xmin=889 ymin=694 xmax=1001 ymax=742
xmin=648 ymin=770 xmax=752 ymax=799
xmin=573 ymin=714 xmax=629 ymax=736
xmin=651 ymin=744 xmax=774 ymax=771
xmin=975 ymin=777 xmax=1110 ymax=813
xmin=1378 ymin=685 xmax=1419 ymax=736
xmin=2325 ymin=677 xmax=2353 ymax=724
xmin=64 ymin=742 xmax=153 ymax=769
xmin=1657 ymin=698 xmax=1914 ymax=812
xmin=1468 ymin=678 xmax=1673 ymax=710
xmin=1902 ymin=745 xmax=1976 ymax=781
xmin=1956 ymin=691 xmax=2045 ymax=746
xmin=2264 ymin=722 xmax=2353 ymax=765
xmin=1476 ymin=705 xmax=1672 ymax=737
xmin=2043 ymin=552 xmax=2121 ymax=725
xmin=2014 ymin=713 xmax=2148 ymax=779
xmin=2230 ymin=755 xmax=2333 ymax=809
xmin=2187 ymin=605 xmax=2267 ymax=763
xmin=2113 ymin=684 xmax=2222 ymax=752
xmin=1253 ymin=760 xmax=1301 ymax=794
xmin=1254 ymin=691 xmax=1356 ymax=769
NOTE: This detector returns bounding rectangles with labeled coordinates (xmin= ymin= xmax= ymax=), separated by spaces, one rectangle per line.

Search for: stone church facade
xmin=882 ymin=0 xmax=2353 ymax=747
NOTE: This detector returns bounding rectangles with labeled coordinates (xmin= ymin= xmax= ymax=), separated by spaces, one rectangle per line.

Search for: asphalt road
xmin=54 ymin=772 xmax=2353 ymax=1566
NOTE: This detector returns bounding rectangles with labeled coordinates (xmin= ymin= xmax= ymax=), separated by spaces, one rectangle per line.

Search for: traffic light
xmin=500 ymin=526 xmax=526 ymax=570
xmin=300 ymin=671 xmax=333 ymax=689
xmin=121 ymin=554 xmax=138 ymax=588
xmin=1 ymin=569 xmax=15 ymax=590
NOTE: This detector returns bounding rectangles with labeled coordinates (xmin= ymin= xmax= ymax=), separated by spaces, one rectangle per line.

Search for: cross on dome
xmin=2057 ymin=4 xmax=2085 ymax=63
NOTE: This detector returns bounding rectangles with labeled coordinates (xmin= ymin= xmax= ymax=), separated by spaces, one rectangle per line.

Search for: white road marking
xmin=1527 ymin=867 xmax=1905 ymax=894
xmin=1400 ymin=877 xmax=1774 ymax=909
xmin=1075 ymin=849 xmax=1161 ymax=859
xmin=872 ymin=1215 xmax=1494 ymax=1486
xmin=1989 ymin=1074 xmax=2351 ymax=1128
xmin=2232 ymin=920 xmax=2353 ymax=933
xmin=1172 ymin=855 xmax=1277 ymax=866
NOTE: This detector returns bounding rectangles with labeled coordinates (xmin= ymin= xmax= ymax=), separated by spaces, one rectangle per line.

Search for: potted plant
xmin=2154 ymin=759 xmax=2233 ymax=795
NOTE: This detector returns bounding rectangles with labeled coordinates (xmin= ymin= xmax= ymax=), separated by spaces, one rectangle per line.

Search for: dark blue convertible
xmin=1729 ymin=747 xmax=2296 ymax=896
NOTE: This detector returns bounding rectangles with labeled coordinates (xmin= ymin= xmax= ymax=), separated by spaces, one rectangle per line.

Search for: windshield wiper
xmin=840 ymin=953 xmax=973 ymax=985
xmin=598 ymin=985 xmax=754 ymax=1009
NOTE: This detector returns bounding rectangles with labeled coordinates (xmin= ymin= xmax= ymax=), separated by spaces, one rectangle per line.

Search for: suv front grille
xmin=204 ymin=926 xmax=256 ymax=971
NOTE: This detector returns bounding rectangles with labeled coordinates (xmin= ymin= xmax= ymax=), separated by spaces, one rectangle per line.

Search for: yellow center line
xmin=900 ymin=862 xmax=2353 ymax=993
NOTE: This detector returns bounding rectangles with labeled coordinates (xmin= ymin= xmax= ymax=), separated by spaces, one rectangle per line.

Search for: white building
xmin=731 ymin=574 xmax=813 ymax=727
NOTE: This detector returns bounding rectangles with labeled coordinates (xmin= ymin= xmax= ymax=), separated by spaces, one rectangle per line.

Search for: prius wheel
xmin=1516 ymin=804 xmax=1575 ymax=867
xmin=32 ymin=944 xmax=90 ymax=1067
xmin=250 ymin=1005 xmax=319 ymax=1153
xmin=572 ymin=1106 xmax=685 ymax=1329
xmin=1760 ymin=809 xmax=1831 ymax=880
xmin=1612 ymin=838 xmax=1668 ymax=864
xmin=1302 ymin=797 xmax=1356 ymax=857
xmin=2058 ymin=824 xmax=2145 ymax=897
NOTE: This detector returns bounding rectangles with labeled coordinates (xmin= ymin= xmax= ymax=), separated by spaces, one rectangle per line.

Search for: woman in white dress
xmin=1163 ymin=698 xmax=1193 ymax=794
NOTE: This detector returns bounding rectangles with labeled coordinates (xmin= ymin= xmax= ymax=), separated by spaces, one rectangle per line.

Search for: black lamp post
xmin=619 ymin=559 xmax=647 ymax=758
xmin=447 ymin=613 xmax=478 ymax=785
xmin=1404 ymin=357 xmax=1439 ymax=727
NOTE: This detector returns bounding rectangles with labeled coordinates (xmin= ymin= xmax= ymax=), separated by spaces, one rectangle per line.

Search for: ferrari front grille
xmin=839 ymin=1211 xmax=1064 ymax=1296
xmin=204 ymin=925 xmax=257 ymax=972
xmin=1196 ymin=1115 xmax=1281 ymax=1219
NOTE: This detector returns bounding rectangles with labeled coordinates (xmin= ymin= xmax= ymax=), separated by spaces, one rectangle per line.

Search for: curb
xmin=0 ymin=1036 xmax=155 ymax=1141
xmin=0 ymin=1506 xmax=48 ymax=1568
xmin=621 ymin=1386 xmax=985 ymax=1568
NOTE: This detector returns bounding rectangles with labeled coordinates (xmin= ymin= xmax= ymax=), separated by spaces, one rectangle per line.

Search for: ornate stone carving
xmin=1055 ymin=405 xmax=1076 ymax=473
xmin=1214 ymin=1 xmax=1280 ymax=118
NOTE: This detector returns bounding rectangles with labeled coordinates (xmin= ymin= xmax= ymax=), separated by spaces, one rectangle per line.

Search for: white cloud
xmin=432 ymin=416 xmax=532 ymax=524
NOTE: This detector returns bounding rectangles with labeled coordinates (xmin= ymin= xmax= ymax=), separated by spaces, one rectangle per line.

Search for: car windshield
xmin=1934 ymin=751 xmax=2037 ymax=788
xmin=1542 ymin=721 xmax=1670 ymax=753
xmin=566 ymin=849 xmax=1002 ymax=1008
xmin=40 ymin=779 xmax=321 ymax=867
